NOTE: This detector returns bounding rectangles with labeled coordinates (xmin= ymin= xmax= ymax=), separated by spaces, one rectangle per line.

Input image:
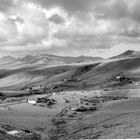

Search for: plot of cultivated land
xmin=54 ymin=98 xmax=140 ymax=139
xmin=0 ymin=89 xmax=138 ymax=140
xmin=0 ymin=92 xmax=83 ymax=138
xmin=0 ymin=88 xmax=139 ymax=139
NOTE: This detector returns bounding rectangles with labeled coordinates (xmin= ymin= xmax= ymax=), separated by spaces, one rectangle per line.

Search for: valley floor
xmin=0 ymin=88 xmax=139 ymax=139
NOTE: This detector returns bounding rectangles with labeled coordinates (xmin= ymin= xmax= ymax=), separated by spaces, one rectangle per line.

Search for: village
xmin=0 ymin=73 xmax=135 ymax=110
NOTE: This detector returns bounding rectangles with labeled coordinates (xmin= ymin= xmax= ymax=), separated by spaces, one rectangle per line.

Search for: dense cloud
xmin=48 ymin=14 xmax=64 ymax=24
xmin=94 ymin=0 xmax=129 ymax=19
xmin=0 ymin=0 xmax=140 ymax=57
xmin=27 ymin=0 xmax=93 ymax=14
xmin=0 ymin=0 xmax=14 ymax=12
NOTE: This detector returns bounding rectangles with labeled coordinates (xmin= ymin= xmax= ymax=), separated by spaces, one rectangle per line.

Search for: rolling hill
xmin=111 ymin=50 xmax=140 ymax=59
xmin=0 ymin=56 xmax=16 ymax=64
xmin=0 ymin=51 xmax=140 ymax=90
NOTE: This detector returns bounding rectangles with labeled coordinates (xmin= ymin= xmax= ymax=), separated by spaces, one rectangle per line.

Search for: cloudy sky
xmin=0 ymin=0 xmax=140 ymax=58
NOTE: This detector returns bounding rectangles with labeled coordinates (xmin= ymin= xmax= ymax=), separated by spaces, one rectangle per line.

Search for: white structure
xmin=27 ymin=99 xmax=36 ymax=104
xmin=116 ymin=76 xmax=121 ymax=79
xmin=63 ymin=79 xmax=68 ymax=82
xmin=7 ymin=130 xmax=21 ymax=135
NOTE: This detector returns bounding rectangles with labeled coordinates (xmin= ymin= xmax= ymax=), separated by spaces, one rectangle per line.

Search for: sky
xmin=0 ymin=0 xmax=140 ymax=58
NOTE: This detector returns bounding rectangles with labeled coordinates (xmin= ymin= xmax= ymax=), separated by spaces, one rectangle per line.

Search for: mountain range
xmin=1 ymin=49 xmax=140 ymax=66
xmin=0 ymin=54 xmax=103 ymax=65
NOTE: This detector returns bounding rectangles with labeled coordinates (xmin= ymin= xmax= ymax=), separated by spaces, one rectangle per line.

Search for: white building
xmin=27 ymin=99 xmax=36 ymax=104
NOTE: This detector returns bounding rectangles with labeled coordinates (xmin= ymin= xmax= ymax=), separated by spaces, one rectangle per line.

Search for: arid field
xmin=0 ymin=50 xmax=140 ymax=139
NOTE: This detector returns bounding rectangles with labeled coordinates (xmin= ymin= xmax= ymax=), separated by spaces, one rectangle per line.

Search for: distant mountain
xmin=0 ymin=56 xmax=16 ymax=64
xmin=37 ymin=54 xmax=103 ymax=64
xmin=18 ymin=55 xmax=39 ymax=63
xmin=61 ymin=55 xmax=103 ymax=63
xmin=17 ymin=54 xmax=103 ymax=65
xmin=111 ymin=50 xmax=140 ymax=59
xmin=0 ymin=54 xmax=103 ymax=66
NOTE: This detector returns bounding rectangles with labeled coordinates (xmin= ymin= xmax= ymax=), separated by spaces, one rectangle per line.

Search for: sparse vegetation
xmin=0 ymin=51 xmax=139 ymax=139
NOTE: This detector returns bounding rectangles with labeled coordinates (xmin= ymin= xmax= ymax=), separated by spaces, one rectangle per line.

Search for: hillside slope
xmin=111 ymin=50 xmax=140 ymax=59
xmin=0 ymin=56 xmax=140 ymax=90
